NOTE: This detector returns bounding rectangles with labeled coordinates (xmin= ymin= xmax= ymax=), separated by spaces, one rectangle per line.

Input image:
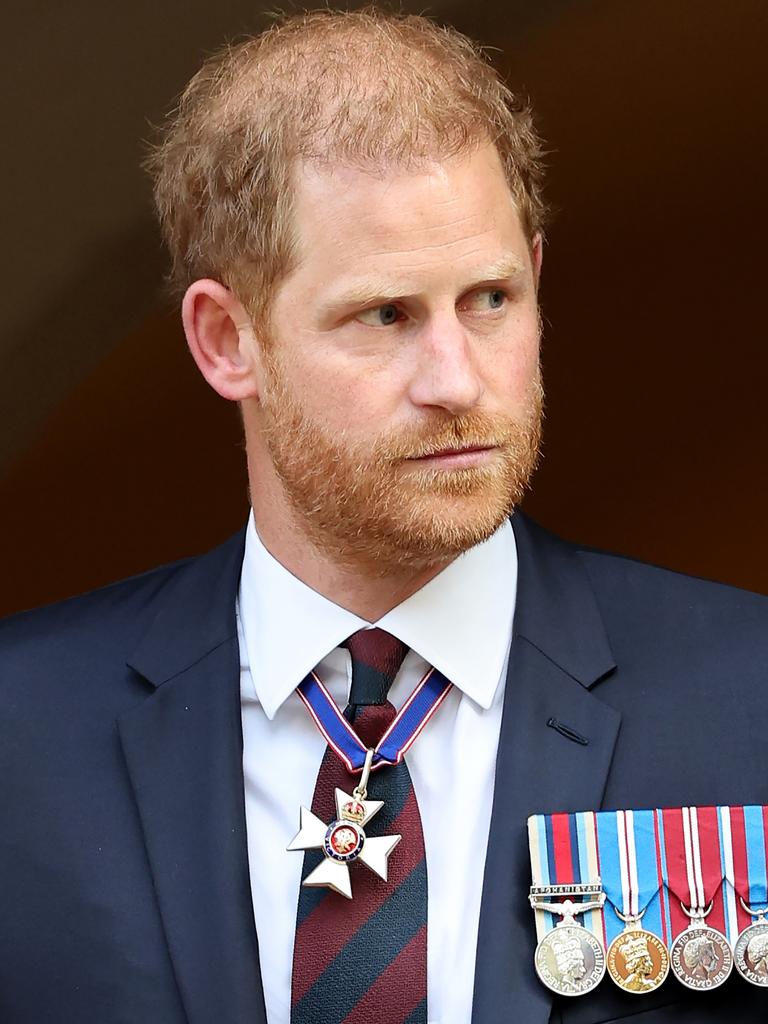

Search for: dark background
xmin=2 ymin=0 xmax=766 ymax=617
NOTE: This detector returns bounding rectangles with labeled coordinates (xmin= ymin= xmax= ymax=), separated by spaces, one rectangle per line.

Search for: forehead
xmin=285 ymin=144 xmax=531 ymax=294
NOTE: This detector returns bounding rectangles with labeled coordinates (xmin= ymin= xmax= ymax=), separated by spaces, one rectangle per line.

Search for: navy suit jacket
xmin=1 ymin=512 xmax=767 ymax=1023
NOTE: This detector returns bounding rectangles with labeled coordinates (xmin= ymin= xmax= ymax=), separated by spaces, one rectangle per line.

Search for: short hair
xmin=147 ymin=6 xmax=548 ymax=333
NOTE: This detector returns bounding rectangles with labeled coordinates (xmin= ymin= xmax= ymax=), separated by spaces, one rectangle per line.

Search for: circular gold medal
xmin=607 ymin=927 xmax=670 ymax=993
xmin=670 ymin=926 xmax=733 ymax=990
xmin=734 ymin=921 xmax=768 ymax=986
xmin=534 ymin=924 xmax=606 ymax=997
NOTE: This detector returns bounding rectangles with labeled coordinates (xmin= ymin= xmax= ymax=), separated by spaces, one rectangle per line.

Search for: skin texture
xmin=182 ymin=142 xmax=543 ymax=620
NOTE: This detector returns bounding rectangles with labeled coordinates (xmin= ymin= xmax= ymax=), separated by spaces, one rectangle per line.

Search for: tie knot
xmin=343 ymin=628 xmax=409 ymax=706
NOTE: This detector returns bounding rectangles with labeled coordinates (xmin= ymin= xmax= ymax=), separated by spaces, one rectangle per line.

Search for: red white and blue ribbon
xmin=658 ymin=806 xmax=728 ymax=941
xmin=296 ymin=666 xmax=453 ymax=774
xmin=527 ymin=810 xmax=668 ymax=945
xmin=527 ymin=810 xmax=603 ymax=942
xmin=595 ymin=810 xmax=668 ymax=947
xmin=717 ymin=805 xmax=768 ymax=946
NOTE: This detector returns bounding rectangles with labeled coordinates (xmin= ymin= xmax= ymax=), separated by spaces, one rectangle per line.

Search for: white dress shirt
xmin=238 ymin=513 xmax=517 ymax=1024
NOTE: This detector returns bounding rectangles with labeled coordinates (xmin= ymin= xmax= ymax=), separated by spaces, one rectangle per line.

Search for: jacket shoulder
xmin=576 ymin=540 xmax=768 ymax=616
xmin=0 ymin=557 xmax=193 ymax=669
xmin=567 ymin=536 xmax=768 ymax=670
xmin=515 ymin=512 xmax=768 ymax=647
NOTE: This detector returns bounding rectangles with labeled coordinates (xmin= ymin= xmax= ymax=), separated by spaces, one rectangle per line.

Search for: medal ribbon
xmin=744 ymin=806 xmax=768 ymax=906
xmin=660 ymin=806 xmax=727 ymax=939
xmin=296 ymin=666 xmax=452 ymax=773
xmin=595 ymin=810 xmax=668 ymax=947
xmin=527 ymin=811 xmax=602 ymax=942
xmin=530 ymin=806 xmax=768 ymax=952
xmin=718 ymin=805 xmax=768 ymax=944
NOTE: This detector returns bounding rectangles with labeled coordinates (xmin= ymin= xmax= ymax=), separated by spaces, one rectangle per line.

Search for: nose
xmin=408 ymin=314 xmax=483 ymax=415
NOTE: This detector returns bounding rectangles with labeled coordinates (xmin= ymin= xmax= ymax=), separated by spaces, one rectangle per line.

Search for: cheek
xmin=481 ymin=329 xmax=541 ymax=398
xmin=298 ymin=347 xmax=414 ymax=427
xmin=288 ymin=361 xmax=400 ymax=437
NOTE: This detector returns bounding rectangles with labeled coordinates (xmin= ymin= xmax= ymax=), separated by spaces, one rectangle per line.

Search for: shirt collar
xmin=238 ymin=512 xmax=517 ymax=719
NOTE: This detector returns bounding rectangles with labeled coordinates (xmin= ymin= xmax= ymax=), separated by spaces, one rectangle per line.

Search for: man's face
xmin=256 ymin=143 xmax=543 ymax=570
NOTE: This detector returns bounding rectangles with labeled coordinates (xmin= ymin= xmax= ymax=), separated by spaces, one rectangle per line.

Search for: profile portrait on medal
xmin=616 ymin=934 xmax=656 ymax=993
xmin=2 ymin=3 xmax=768 ymax=1024
xmin=681 ymin=934 xmax=720 ymax=981
xmin=744 ymin=932 xmax=768 ymax=978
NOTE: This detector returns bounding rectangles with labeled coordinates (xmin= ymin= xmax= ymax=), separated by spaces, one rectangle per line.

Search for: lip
xmin=406 ymin=444 xmax=498 ymax=468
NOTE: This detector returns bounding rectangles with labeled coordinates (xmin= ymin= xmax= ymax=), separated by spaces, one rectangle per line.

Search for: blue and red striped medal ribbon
xmin=296 ymin=666 xmax=453 ymax=773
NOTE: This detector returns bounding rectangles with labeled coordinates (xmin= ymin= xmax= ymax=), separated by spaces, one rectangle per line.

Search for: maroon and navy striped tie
xmin=290 ymin=628 xmax=428 ymax=1023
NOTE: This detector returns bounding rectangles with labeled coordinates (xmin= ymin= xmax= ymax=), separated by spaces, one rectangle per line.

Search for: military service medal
xmin=734 ymin=900 xmax=768 ymax=986
xmin=669 ymin=905 xmax=733 ymax=990
xmin=725 ymin=806 xmax=768 ymax=985
xmin=607 ymin=912 xmax=669 ymax=994
xmin=595 ymin=810 xmax=670 ymax=993
xmin=528 ymin=814 xmax=608 ymax=997
xmin=663 ymin=807 xmax=732 ymax=990
xmin=529 ymin=887 xmax=607 ymax=997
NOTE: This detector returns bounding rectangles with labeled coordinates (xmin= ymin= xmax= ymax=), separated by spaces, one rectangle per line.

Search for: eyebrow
xmin=323 ymin=254 xmax=528 ymax=312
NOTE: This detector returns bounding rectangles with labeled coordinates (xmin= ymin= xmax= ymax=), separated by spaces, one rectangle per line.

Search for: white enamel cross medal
xmin=287 ymin=750 xmax=401 ymax=899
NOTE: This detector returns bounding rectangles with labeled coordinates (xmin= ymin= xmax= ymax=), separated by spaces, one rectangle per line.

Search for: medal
xmin=669 ymin=903 xmax=733 ymax=989
xmin=734 ymin=898 xmax=768 ymax=986
xmin=661 ymin=807 xmax=732 ymax=990
xmin=527 ymin=813 xmax=607 ymax=996
xmin=607 ymin=910 xmax=670 ymax=993
xmin=594 ymin=809 xmax=671 ymax=993
xmin=529 ymin=887 xmax=607 ymax=996
xmin=289 ymin=666 xmax=452 ymax=897
xmin=718 ymin=805 xmax=768 ymax=985
xmin=288 ymin=750 xmax=400 ymax=899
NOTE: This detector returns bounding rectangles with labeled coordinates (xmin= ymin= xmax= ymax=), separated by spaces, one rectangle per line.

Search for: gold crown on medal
xmin=341 ymin=799 xmax=366 ymax=823
xmin=618 ymin=933 xmax=650 ymax=960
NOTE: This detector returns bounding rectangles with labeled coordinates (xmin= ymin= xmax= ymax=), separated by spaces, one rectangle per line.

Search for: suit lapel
xmin=472 ymin=513 xmax=621 ymax=1024
xmin=118 ymin=531 xmax=267 ymax=1024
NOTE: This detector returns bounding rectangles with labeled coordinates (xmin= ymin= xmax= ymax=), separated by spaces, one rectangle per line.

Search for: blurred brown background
xmin=1 ymin=0 xmax=766 ymax=617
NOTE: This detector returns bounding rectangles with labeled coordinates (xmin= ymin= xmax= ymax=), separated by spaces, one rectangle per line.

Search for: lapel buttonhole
xmin=546 ymin=717 xmax=589 ymax=746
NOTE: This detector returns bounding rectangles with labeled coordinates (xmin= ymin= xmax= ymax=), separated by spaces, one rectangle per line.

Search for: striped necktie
xmin=290 ymin=628 xmax=428 ymax=1023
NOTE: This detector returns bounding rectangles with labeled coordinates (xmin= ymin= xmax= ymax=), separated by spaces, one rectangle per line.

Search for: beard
xmin=258 ymin=357 xmax=544 ymax=573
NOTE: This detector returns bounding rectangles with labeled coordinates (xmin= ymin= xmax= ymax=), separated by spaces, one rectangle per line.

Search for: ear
xmin=181 ymin=279 xmax=265 ymax=401
xmin=530 ymin=232 xmax=544 ymax=290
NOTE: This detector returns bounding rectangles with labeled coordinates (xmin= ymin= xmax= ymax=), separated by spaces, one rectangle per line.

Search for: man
xmin=1 ymin=8 xmax=767 ymax=1024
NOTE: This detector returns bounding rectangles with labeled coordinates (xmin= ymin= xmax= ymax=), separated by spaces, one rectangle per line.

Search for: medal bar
xmin=527 ymin=804 xmax=768 ymax=998
xmin=530 ymin=883 xmax=603 ymax=898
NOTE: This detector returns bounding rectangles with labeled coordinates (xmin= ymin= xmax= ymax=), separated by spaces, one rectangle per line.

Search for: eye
xmin=461 ymin=288 xmax=508 ymax=313
xmin=355 ymin=303 xmax=402 ymax=327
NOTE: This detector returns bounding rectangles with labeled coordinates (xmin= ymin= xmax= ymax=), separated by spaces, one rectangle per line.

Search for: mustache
xmin=375 ymin=413 xmax=514 ymax=461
